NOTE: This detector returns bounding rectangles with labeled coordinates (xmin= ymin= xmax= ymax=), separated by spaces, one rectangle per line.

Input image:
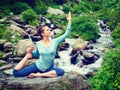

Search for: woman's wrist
xmin=68 ymin=20 xmax=71 ymax=23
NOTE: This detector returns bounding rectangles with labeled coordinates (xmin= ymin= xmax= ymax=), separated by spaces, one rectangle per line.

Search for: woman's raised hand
xmin=66 ymin=11 xmax=71 ymax=22
xmin=26 ymin=46 xmax=34 ymax=53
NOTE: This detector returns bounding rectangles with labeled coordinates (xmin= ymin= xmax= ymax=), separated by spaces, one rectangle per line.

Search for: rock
xmin=0 ymin=39 xmax=7 ymax=51
xmin=58 ymin=42 xmax=69 ymax=51
xmin=2 ymin=52 xmax=13 ymax=60
xmin=47 ymin=7 xmax=64 ymax=15
xmin=73 ymin=38 xmax=88 ymax=51
xmin=1 ymin=72 xmax=91 ymax=90
xmin=3 ymin=69 xmax=13 ymax=75
xmin=0 ymin=60 xmax=8 ymax=65
xmin=70 ymin=49 xmax=77 ymax=56
xmin=0 ymin=64 xmax=14 ymax=71
xmin=3 ymin=42 xmax=13 ymax=53
xmin=3 ymin=48 xmax=13 ymax=53
xmin=82 ymin=51 xmax=94 ymax=58
xmin=14 ymin=39 xmax=34 ymax=57
xmin=54 ymin=29 xmax=63 ymax=34
xmin=70 ymin=52 xmax=79 ymax=64
xmin=9 ymin=24 xmax=27 ymax=37
xmin=9 ymin=57 xmax=23 ymax=62
xmin=4 ymin=42 xmax=12 ymax=48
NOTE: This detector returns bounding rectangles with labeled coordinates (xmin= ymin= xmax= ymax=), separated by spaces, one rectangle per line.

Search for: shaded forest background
xmin=0 ymin=0 xmax=120 ymax=90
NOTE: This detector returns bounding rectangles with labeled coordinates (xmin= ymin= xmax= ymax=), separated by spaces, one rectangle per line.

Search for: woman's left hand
xmin=66 ymin=11 xmax=72 ymax=22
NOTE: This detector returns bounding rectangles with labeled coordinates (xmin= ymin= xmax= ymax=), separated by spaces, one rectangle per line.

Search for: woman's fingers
xmin=26 ymin=46 xmax=34 ymax=53
xmin=66 ymin=11 xmax=71 ymax=21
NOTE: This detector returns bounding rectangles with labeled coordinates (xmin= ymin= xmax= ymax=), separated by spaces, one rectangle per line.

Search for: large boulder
xmin=14 ymin=39 xmax=34 ymax=57
xmin=47 ymin=7 xmax=64 ymax=15
xmin=0 ymin=72 xmax=91 ymax=90
xmin=9 ymin=24 xmax=27 ymax=37
xmin=73 ymin=38 xmax=88 ymax=51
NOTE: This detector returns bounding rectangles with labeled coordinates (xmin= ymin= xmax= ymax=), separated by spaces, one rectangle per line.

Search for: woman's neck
xmin=42 ymin=37 xmax=50 ymax=43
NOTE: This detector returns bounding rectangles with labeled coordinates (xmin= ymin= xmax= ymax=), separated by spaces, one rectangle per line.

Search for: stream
xmin=53 ymin=20 xmax=113 ymax=76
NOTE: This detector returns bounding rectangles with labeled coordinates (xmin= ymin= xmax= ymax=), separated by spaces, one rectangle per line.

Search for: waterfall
xmin=54 ymin=20 xmax=113 ymax=76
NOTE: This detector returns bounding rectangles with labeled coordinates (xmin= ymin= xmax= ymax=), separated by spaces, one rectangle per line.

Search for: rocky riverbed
xmin=0 ymin=8 xmax=114 ymax=89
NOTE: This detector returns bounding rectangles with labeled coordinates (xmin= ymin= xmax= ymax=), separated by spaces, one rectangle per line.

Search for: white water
xmin=54 ymin=20 xmax=113 ymax=76
xmin=54 ymin=38 xmax=103 ymax=75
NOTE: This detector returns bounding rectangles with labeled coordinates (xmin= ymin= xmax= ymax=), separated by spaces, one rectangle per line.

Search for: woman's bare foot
xmin=28 ymin=72 xmax=41 ymax=78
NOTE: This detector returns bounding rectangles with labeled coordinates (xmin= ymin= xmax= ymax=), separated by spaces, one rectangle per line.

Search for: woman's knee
xmin=55 ymin=68 xmax=65 ymax=76
xmin=13 ymin=69 xmax=20 ymax=77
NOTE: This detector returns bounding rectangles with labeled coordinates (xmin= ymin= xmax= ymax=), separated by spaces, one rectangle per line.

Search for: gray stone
xmin=14 ymin=39 xmax=34 ymax=57
xmin=47 ymin=7 xmax=64 ymax=15
xmin=3 ymin=69 xmax=13 ymax=75
xmin=4 ymin=42 xmax=12 ymax=48
xmin=73 ymin=38 xmax=88 ymax=51
xmin=2 ymin=52 xmax=13 ymax=60
xmin=0 ymin=64 xmax=14 ymax=71
xmin=1 ymin=72 xmax=91 ymax=90
xmin=82 ymin=51 xmax=94 ymax=58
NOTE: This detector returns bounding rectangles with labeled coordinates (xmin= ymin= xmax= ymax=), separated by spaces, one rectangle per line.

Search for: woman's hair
xmin=37 ymin=25 xmax=46 ymax=39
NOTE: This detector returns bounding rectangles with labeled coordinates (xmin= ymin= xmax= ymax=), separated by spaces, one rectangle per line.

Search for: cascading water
xmin=54 ymin=20 xmax=114 ymax=76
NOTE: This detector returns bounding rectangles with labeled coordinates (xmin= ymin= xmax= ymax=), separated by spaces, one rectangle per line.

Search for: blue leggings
xmin=13 ymin=63 xmax=64 ymax=77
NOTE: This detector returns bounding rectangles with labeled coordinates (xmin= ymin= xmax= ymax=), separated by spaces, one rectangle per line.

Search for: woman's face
xmin=42 ymin=26 xmax=51 ymax=37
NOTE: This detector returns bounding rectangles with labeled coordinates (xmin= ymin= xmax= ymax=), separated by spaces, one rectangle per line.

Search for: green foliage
xmin=63 ymin=4 xmax=71 ymax=13
xmin=0 ymin=6 xmax=11 ymax=18
xmin=34 ymin=0 xmax=48 ymax=15
xmin=111 ymin=25 xmax=120 ymax=49
xmin=34 ymin=5 xmax=47 ymax=15
xmin=0 ymin=24 xmax=11 ymax=41
xmin=11 ymin=2 xmax=31 ymax=14
xmin=0 ymin=24 xmax=21 ymax=44
xmin=72 ymin=15 xmax=99 ymax=40
xmin=21 ymin=9 xmax=38 ymax=26
xmin=71 ymin=1 xmax=93 ymax=14
xmin=89 ymin=49 xmax=120 ymax=90
xmin=46 ymin=14 xmax=66 ymax=26
xmin=0 ymin=51 xmax=3 ymax=59
xmin=94 ymin=0 xmax=119 ymax=8
xmin=53 ymin=0 xmax=66 ymax=4
xmin=108 ymin=5 xmax=120 ymax=30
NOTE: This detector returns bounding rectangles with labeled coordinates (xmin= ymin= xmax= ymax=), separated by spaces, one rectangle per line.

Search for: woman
xmin=13 ymin=12 xmax=72 ymax=78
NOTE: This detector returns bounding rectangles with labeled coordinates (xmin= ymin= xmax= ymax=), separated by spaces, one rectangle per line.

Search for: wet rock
xmin=85 ymin=72 xmax=94 ymax=78
xmin=73 ymin=38 xmax=88 ymax=51
xmin=58 ymin=42 xmax=69 ymax=51
xmin=14 ymin=39 xmax=34 ymax=57
xmin=55 ymin=52 xmax=60 ymax=58
xmin=70 ymin=49 xmax=77 ymax=56
xmin=70 ymin=52 xmax=79 ymax=64
xmin=47 ymin=7 xmax=64 ymax=15
xmin=1 ymin=72 xmax=91 ymax=90
xmin=82 ymin=51 xmax=94 ymax=58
